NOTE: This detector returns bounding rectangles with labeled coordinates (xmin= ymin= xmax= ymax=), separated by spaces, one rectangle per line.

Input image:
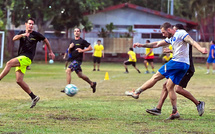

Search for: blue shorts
xmin=158 ymin=60 xmax=189 ymax=85
xmin=68 ymin=60 xmax=82 ymax=74
xmin=207 ymin=57 xmax=215 ymax=63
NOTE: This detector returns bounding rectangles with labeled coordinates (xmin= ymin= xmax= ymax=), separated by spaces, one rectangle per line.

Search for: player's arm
xmin=128 ymin=54 xmax=134 ymax=60
xmin=133 ymin=40 xmax=168 ymax=48
xmin=13 ymin=33 xmax=29 ymax=41
xmin=76 ymin=45 xmax=93 ymax=53
xmin=43 ymin=38 xmax=55 ymax=60
xmin=184 ymin=35 xmax=207 ymax=54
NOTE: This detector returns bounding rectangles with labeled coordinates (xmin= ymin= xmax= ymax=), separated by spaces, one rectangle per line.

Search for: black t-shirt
xmin=17 ymin=31 xmax=45 ymax=61
xmin=69 ymin=38 xmax=90 ymax=62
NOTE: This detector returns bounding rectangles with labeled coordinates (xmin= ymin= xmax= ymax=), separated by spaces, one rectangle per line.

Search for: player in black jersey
xmin=61 ymin=28 xmax=97 ymax=93
xmin=0 ymin=18 xmax=55 ymax=108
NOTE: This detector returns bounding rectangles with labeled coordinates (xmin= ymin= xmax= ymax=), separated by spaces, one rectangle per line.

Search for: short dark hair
xmin=74 ymin=27 xmax=81 ymax=32
xmin=212 ymin=40 xmax=215 ymax=44
xmin=160 ymin=22 xmax=172 ymax=30
xmin=175 ymin=24 xmax=185 ymax=30
xmin=129 ymin=47 xmax=133 ymax=51
xmin=97 ymin=40 xmax=101 ymax=42
xmin=26 ymin=18 xmax=35 ymax=23
xmin=146 ymin=40 xmax=150 ymax=43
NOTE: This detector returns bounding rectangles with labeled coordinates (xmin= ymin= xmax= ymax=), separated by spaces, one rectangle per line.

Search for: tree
xmin=8 ymin=0 xmax=104 ymax=35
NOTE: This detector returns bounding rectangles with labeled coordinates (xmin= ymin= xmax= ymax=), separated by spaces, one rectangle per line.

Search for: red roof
xmin=84 ymin=3 xmax=198 ymax=26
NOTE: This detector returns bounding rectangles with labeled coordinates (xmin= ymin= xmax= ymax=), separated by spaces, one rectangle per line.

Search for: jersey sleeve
xmin=83 ymin=40 xmax=91 ymax=48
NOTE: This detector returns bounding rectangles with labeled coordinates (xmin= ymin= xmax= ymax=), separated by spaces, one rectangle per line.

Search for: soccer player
xmin=63 ymin=48 xmax=72 ymax=69
xmin=123 ymin=47 xmax=141 ymax=73
xmin=205 ymin=40 xmax=215 ymax=74
xmin=0 ymin=18 xmax=55 ymax=108
xmin=144 ymin=40 xmax=155 ymax=74
xmin=146 ymin=24 xmax=205 ymax=117
xmin=61 ymin=28 xmax=97 ymax=93
xmin=125 ymin=22 xmax=207 ymax=120
xmin=92 ymin=40 xmax=104 ymax=71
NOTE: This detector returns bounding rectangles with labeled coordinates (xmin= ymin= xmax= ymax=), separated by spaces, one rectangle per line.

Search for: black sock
xmin=29 ymin=92 xmax=36 ymax=99
xmin=137 ymin=70 xmax=141 ymax=73
xmin=172 ymin=106 xmax=177 ymax=114
xmin=125 ymin=68 xmax=128 ymax=72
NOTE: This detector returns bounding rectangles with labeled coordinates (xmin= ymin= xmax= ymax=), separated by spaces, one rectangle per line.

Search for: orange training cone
xmin=104 ymin=72 xmax=109 ymax=80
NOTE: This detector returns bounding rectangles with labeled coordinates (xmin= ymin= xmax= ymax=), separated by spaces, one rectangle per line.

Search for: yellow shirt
xmin=163 ymin=55 xmax=171 ymax=62
xmin=145 ymin=48 xmax=154 ymax=56
xmin=168 ymin=45 xmax=173 ymax=58
xmin=128 ymin=50 xmax=137 ymax=62
xmin=93 ymin=44 xmax=104 ymax=57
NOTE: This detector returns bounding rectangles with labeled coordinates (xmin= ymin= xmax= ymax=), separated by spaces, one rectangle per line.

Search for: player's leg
xmin=16 ymin=68 xmax=39 ymax=108
xmin=132 ymin=62 xmax=141 ymax=73
xmin=166 ymin=79 xmax=180 ymax=120
xmin=212 ymin=62 xmax=215 ymax=74
xmin=146 ymin=81 xmax=168 ymax=115
xmin=0 ymin=58 xmax=20 ymax=80
xmin=97 ymin=57 xmax=101 ymax=71
xmin=77 ymin=71 xmax=97 ymax=93
xmin=93 ymin=56 xmax=96 ymax=71
xmin=143 ymin=60 xmax=149 ymax=73
xmin=125 ymin=72 xmax=165 ymax=99
xmin=150 ymin=61 xmax=155 ymax=74
xmin=123 ymin=61 xmax=129 ymax=73
xmin=66 ymin=68 xmax=72 ymax=84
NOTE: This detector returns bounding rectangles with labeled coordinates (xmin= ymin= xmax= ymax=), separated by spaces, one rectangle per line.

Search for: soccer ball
xmin=49 ymin=59 xmax=54 ymax=64
xmin=64 ymin=84 xmax=78 ymax=97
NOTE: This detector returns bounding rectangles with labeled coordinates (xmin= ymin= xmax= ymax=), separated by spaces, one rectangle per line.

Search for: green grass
xmin=0 ymin=61 xmax=215 ymax=134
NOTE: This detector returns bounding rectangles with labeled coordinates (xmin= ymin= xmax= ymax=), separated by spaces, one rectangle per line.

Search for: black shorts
xmin=124 ymin=61 xmax=136 ymax=67
xmin=93 ymin=56 xmax=101 ymax=63
xmin=145 ymin=59 xmax=154 ymax=63
xmin=178 ymin=69 xmax=194 ymax=88
xmin=68 ymin=60 xmax=82 ymax=74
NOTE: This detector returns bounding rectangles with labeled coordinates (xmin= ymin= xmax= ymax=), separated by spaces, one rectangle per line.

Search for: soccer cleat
xmin=125 ymin=89 xmax=135 ymax=96
xmin=197 ymin=101 xmax=205 ymax=116
xmin=144 ymin=71 xmax=149 ymax=74
xmin=97 ymin=69 xmax=100 ymax=71
xmin=151 ymin=71 xmax=155 ymax=74
xmin=60 ymin=89 xmax=65 ymax=93
xmin=166 ymin=111 xmax=180 ymax=120
xmin=125 ymin=89 xmax=139 ymax=99
xmin=146 ymin=107 xmax=161 ymax=115
xmin=30 ymin=96 xmax=40 ymax=108
xmin=124 ymin=71 xmax=129 ymax=74
xmin=93 ymin=69 xmax=96 ymax=71
xmin=91 ymin=82 xmax=97 ymax=93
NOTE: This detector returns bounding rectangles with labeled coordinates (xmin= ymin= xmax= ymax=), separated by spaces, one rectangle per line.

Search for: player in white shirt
xmin=125 ymin=22 xmax=207 ymax=120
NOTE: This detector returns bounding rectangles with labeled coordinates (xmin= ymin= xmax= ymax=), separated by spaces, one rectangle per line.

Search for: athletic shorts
xmin=68 ymin=60 xmax=82 ymax=74
xmin=124 ymin=61 xmax=136 ymax=67
xmin=15 ymin=56 xmax=32 ymax=74
xmin=145 ymin=59 xmax=154 ymax=63
xmin=158 ymin=60 xmax=189 ymax=85
xmin=179 ymin=69 xmax=194 ymax=88
xmin=207 ymin=57 xmax=215 ymax=63
xmin=93 ymin=56 xmax=101 ymax=63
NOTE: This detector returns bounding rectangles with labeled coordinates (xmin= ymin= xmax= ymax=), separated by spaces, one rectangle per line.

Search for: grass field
xmin=0 ymin=61 xmax=215 ymax=134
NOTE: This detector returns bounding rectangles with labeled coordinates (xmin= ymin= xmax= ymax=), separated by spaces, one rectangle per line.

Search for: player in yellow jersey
xmin=123 ymin=48 xmax=141 ymax=73
xmin=92 ymin=40 xmax=104 ymax=71
xmin=144 ymin=40 xmax=155 ymax=74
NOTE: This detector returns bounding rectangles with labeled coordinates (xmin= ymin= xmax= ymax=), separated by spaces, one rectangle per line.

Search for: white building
xmin=84 ymin=3 xmax=198 ymax=55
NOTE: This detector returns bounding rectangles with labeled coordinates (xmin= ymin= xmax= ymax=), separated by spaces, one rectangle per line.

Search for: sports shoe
xmin=166 ymin=111 xmax=180 ymax=120
xmin=93 ymin=69 xmax=96 ymax=71
xmin=197 ymin=101 xmax=205 ymax=116
xmin=60 ymin=89 xmax=65 ymax=93
xmin=151 ymin=71 xmax=155 ymax=74
xmin=97 ymin=69 xmax=100 ymax=71
xmin=30 ymin=96 xmax=40 ymax=108
xmin=91 ymin=82 xmax=97 ymax=93
xmin=146 ymin=107 xmax=161 ymax=115
xmin=205 ymin=72 xmax=209 ymax=74
xmin=124 ymin=71 xmax=129 ymax=74
xmin=144 ymin=71 xmax=149 ymax=74
xmin=125 ymin=89 xmax=139 ymax=99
